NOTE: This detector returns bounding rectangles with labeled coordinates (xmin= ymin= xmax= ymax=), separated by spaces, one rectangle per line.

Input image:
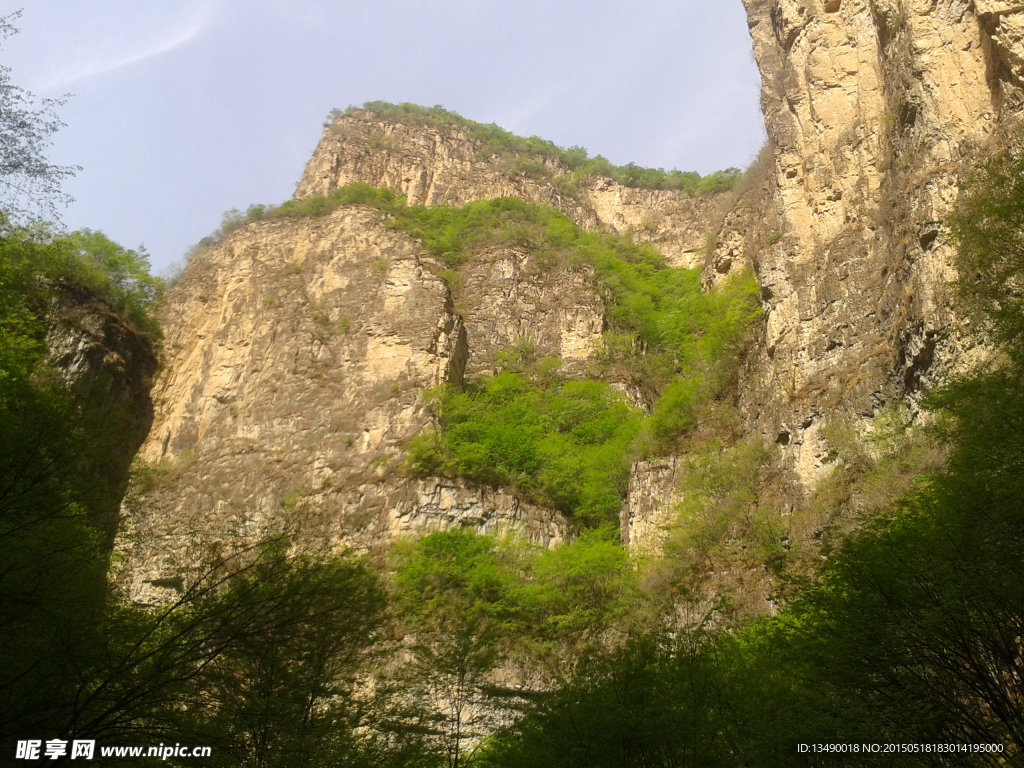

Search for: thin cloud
xmin=34 ymin=8 xmax=215 ymax=92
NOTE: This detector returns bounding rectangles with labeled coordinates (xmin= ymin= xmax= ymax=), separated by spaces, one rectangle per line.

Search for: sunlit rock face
xmin=731 ymin=0 xmax=1023 ymax=488
xmin=625 ymin=0 xmax=1024 ymax=551
xmin=114 ymin=202 xmax=576 ymax=603
xmin=117 ymin=0 xmax=1024 ymax=591
xmin=299 ymin=110 xmax=729 ymax=269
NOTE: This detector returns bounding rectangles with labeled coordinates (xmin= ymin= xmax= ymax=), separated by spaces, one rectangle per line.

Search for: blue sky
xmin=4 ymin=1 xmax=766 ymax=274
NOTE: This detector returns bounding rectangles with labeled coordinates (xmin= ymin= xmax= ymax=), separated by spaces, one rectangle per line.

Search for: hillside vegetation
xmin=201 ymin=185 xmax=761 ymax=527
xmin=472 ymin=138 xmax=1024 ymax=767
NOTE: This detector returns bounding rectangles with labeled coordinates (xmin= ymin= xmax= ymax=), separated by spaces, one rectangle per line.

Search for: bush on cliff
xmin=407 ymin=373 xmax=642 ymax=527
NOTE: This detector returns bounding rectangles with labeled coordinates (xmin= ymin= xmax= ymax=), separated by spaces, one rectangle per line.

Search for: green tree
xmin=479 ymin=632 xmax=727 ymax=768
xmin=0 ymin=11 xmax=80 ymax=222
xmin=180 ymin=542 xmax=387 ymax=767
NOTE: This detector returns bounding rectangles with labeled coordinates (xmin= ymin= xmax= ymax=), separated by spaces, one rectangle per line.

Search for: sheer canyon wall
xmin=114 ymin=0 xmax=1024 ymax=603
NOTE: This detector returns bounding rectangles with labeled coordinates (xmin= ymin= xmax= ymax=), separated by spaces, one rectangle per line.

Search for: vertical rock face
xmin=47 ymin=286 xmax=158 ymax=543
xmin=116 ymin=207 xmax=569 ymax=602
xmin=736 ymin=0 xmax=1023 ymax=487
xmin=459 ymin=248 xmax=606 ymax=378
xmin=625 ymin=0 xmax=1024 ymax=550
xmin=118 ymin=0 xmax=1024 ymax=596
xmin=620 ymin=458 xmax=683 ymax=554
xmin=299 ymin=112 xmax=730 ymax=269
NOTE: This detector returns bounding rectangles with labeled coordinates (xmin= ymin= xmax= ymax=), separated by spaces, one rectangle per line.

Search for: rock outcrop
xmin=117 ymin=0 xmax=1024 ymax=602
xmin=48 ymin=285 xmax=158 ymax=544
xmin=732 ymin=0 xmax=1024 ymax=488
xmin=115 ymin=207 xmax=571 ymax=602
xmin=619 ymin=0 xmax=1024 ymax=552
xmin=299 ymin=112 xmax=729 ymax=269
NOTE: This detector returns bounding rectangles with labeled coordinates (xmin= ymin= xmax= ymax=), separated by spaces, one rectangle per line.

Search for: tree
xmin=171 ymin=541 xmax=388 ymax=767
xmin=0 ymin=10 xmax=80 ymax=223
xmin=391 ymin=531 xmax=516 ymax=767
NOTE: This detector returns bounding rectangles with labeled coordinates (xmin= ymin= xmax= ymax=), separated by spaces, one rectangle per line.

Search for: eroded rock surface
xmin=734 ymin=0 xmax=1024 ymax=488
xmin=118 ymin=0 xmax=1024 ymax=596
xmin=300 ymin=112 xmax=729 ymax=268
xmin=115 ymin=208 xmax=567 ymax=601
xmin=48 ymin=286 xmax=158 ymax=544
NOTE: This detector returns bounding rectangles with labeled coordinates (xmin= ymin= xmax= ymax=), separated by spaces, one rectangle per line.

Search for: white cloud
xmin=32 ymin=4 xmax=219 ymax=92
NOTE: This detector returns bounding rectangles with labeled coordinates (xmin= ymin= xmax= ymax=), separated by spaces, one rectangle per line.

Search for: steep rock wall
xmin=624 ymin=0 xmax=1024 ymax=553
xmin=299 ymin=112 xmax=728 ymax=268
xmin=735 ymin=0 xmax=1024 ymax=487
xmin=459 ymin=248 xmax=605 ymax=377
xmin=115 ymin=208 xmax=570 ymax=602
xmin=48 ymin=286 xmax=157 ymax=544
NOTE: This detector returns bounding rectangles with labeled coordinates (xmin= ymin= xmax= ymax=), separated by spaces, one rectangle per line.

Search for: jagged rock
xmin=459 ymin=247 xmax=605 ymax=377
xmin=734 ymin=0 xmax=1021 ymax=489
xmin=118 ymin=0 xmax=1024 ymax=592
xmin=47 ymin=285 xmax=157 ymax=544
xmin=300 ymin=111 xmax=729 ymax=268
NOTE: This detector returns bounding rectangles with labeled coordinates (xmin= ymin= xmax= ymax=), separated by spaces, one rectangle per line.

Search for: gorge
xmin=5 ymin=1 xmax=1024 ymax=764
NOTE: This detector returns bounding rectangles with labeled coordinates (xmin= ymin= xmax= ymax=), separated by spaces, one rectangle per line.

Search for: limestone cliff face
xmin=48 ymin=286 xmax=158 ymax=543
xmin=731 ymin=0 xmax=1024 ymax=487
xmin=119 ymin=0 xmax=1024 ymax=598
xmin=116 ymin=208 xmax=569 ymax=602
xmin=458 ymin=248 xmax=605 ymax=378
xmin=624 ymin=0 xmax=1024 ymax=551
xmin=299 ymin=112 xmax=726 ymax=269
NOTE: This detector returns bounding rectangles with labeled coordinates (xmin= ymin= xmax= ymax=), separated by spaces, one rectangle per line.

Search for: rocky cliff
xmin=48 ymin=285 xmax=158 ymax=545
xmin=300 ymin=111 xmax=728 ymax=270
xmin=622 ymin=0 xmax=1024 ymax=564
xmin=115 ymin=206 xmax=571 ymax=602
xmin=733 ymin=0 xmax=1024 ymax=487
xmin=116 ymin=1 xmax=1024 ymax=607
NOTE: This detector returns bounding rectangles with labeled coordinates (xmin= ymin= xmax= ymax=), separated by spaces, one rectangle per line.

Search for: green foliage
xmin=481 ymin=140 xmax=1024 ymax=765
xmin=391 ymin=528 xmax=640 ymax=766
xmin=179 ymin=543 xmax=388 ymax=766
xmin=665 ymin=438 xmax=776 ymax=569
xmin=334 ymin=102 xmax=742 ymax=195
xmin=0 ymin=11 xmax=81 ymax=224
xmin=392 ymin=528 xmax=638 ymax=654
xmin=514 ymin=527 xmax=638 ymax=642
xmin=478 ymin=632 xmax=727 ymax=768
xmin=949 ymin=139 xmax=1024 ymax=360
xmin=0 ymin=223 xmax=164 ymax=339
xmin=406 ymin=374 xmax=642 ymax=526
xmin=58 ymin=229 xmax=165 ymax=337
xmin=189 ymin=190 xmax=760 ymax=448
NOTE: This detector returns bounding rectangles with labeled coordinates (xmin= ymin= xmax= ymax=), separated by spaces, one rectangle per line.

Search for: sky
xmin=3 ymin=1 xmax=766 ymax=275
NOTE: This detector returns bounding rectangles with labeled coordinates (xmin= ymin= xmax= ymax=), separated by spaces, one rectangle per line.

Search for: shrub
xmin=408 ymin=374 xmax=642 ymax=526
xmin=0 ymin=224 xmax=164 ymax=339
xmin=391 ymin=528 xmax=638 ymax=648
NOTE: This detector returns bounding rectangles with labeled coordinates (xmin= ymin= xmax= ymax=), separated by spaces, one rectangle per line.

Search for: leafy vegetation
xmin=330 ymin=102 xmax=742 ymax=195
xmin=0 ymin=11 xmax=80 ymax=223
xmin=392 ymin=527 xmax=639 ymax=661
xmin=407 ymin=375 xmax=642 ymax=526
xmin=1 ymin=222 xmax=165 ymax=338
xmin=474 ymin=140 xmax=1024 ymax=766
